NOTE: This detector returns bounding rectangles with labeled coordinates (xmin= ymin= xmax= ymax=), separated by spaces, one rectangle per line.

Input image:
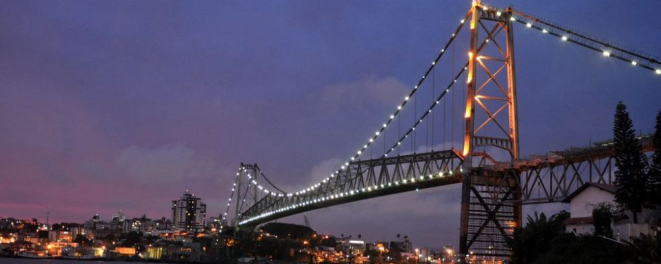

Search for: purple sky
xmin=1 ymin=0 xmax=660 ymax=248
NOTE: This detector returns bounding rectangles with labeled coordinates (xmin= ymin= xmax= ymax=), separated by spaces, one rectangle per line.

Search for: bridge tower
xmin=233 ymin=164 xmax=261 ymax=232
xmin=460 ymin=1 xmax=522 ymax=259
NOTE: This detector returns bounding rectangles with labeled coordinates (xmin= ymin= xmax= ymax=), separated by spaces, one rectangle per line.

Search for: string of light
xmin=237 ymin=5 xmax=494 ymax=225
xmin=288 ymin=10 xmax=474 ymax=197
xmin=238 ymin=156 xmax=462 ymax=225
xmin=220 ymin=166 xmax=286 ymax=231
xmin=512 ymin=15 xmax=661 ymax=75
xmin=382 ymin=64 xmax=467 ymax=158
xmin=379 ymin=17 xmax=506 ymax=158
xmin=237 ymin=32 xmax=507 ymax=226
xmin=220 ymin=169 xmax=240 ymax=232
xmin=234 ymin=2 xmax=661 ymax=227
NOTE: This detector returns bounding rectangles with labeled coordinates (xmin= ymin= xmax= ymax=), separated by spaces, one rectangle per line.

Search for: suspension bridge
xmin=220 ymin=1 xmax=659 ymax=260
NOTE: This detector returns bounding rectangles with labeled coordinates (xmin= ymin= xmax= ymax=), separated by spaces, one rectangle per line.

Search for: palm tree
xmin=506 ymin=211 xmax=569 ymax=264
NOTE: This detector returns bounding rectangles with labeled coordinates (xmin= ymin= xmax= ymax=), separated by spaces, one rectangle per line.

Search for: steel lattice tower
xmin=460 ymin=1 xmax=522 ymax=258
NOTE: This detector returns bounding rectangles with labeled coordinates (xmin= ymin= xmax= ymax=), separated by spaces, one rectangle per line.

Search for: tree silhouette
xmin=613 ymin=102 xmax=649 ymax=223
xmin=506 ymin=211 xmax=569 ymax=264
xmin=649 ymin=110 xmax=661 ymax=208
xmin=631 ymin=233 xmax=661 ymax=263
xmin=592 ymin=204 xmax=614 ymax=238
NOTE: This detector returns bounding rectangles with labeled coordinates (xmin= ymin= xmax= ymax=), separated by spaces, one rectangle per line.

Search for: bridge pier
xmin=460 ymin=168 xmax=521 ymax=260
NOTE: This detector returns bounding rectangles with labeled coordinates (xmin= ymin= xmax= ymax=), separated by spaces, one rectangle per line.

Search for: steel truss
xmin=237 ymin=150 xmax=464 ymax=226
xmin=514 ymin=133 xmax=653 ymax=204
xmin=464 ymin=168 xmax=520 ymax=258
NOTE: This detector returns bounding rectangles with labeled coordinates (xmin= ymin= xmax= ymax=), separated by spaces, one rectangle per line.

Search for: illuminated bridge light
xmin=603 ymin=51 xmax=611 ymax=57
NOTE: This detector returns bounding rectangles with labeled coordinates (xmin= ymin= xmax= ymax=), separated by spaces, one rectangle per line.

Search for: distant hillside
xmin=260 ymin=222 xmax=316 ymax=239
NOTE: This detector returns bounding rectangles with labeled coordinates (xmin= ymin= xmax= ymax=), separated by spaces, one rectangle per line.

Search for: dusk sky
xmin=1 ymin=0 xmax=660 ymax=248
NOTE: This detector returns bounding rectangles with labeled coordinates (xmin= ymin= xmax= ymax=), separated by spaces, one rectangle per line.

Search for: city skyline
xmin=1 ymin=0 xmax=661 ymax=249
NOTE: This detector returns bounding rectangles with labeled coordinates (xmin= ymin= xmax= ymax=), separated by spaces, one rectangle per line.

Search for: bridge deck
xmin=241 ymin=174 xmax=462 ymax=227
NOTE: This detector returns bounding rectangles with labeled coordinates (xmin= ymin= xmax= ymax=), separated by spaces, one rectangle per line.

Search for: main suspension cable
xmin=510 ymin=9 xmax=661 ymax=74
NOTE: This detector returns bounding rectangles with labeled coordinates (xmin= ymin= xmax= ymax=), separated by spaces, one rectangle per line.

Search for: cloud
xmin=318 ymin=75 xmax=408 ymax=113
xmin=114 ymin=144 xmax=219 ymax=183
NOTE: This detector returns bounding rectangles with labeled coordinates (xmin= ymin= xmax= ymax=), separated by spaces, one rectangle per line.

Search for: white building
xmin=562 ymin=182 xmax=658 ymax=241
xmin=562 ymin=183 xmax=617 ymax=235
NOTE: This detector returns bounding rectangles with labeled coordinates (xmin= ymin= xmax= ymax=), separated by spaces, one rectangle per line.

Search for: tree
xmin=74 ymin=234 xmax=91 ymax=246
xmin=613 ymin=102 xmax=649 ymax=223
xmin=592 ymin=203 xmax=613 ymax=238
xmin=506 ymin=211 xmax=569 ymax=264
xmin=123 ymin=231 xmax=142 ymax=246
xmin=534 ymin=235 xmax=633 ymax=264
xmin=631 ymin=233 xmax=661 ymax=264
xmin=261 ymin=223 xmax=315 ymax=240
xmin=649 ymin=110 xmax=661 ymax=208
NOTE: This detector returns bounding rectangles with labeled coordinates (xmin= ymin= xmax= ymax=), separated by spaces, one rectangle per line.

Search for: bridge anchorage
xmin=222 ymin=1 xmax=660 ymax=261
